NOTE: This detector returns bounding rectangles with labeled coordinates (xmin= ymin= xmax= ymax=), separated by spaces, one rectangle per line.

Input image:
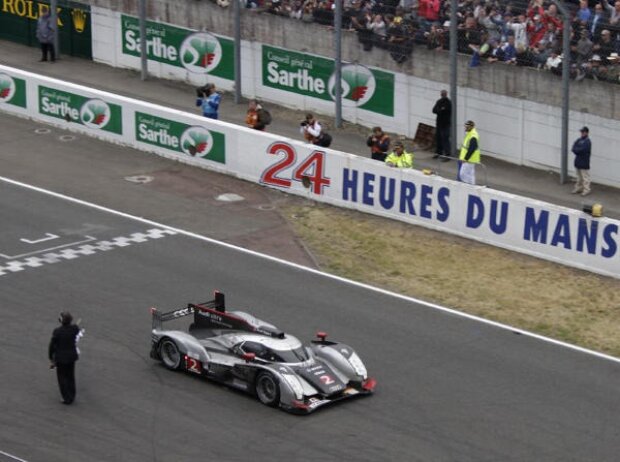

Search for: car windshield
xmin=241 ymin=341 xmax=310 ymax=363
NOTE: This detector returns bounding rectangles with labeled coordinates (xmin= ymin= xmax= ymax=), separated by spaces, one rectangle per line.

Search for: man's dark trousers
xmin=436 ymin=125 xmax=450 ymax=157
xmin=40 ymin=43 xmax=55 ymax=61
xmin=56 ymin=362 xmax=76 ymax=404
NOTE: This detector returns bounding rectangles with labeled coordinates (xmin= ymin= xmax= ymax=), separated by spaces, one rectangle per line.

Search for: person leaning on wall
xmin=385 ymin=140 xmax=414 ymax=168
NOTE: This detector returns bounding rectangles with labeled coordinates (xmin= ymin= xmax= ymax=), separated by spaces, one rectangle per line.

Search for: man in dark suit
xmin=432 ymin=89 xmax=452 ymax=161
xmin=49 ymin=312 xmax=83 ymax=404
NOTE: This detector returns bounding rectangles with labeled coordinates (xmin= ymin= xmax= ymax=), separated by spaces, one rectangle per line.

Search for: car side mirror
xmin=242 ymin=352 xmax=256 ymax=362
xmin=316 ymin=331 xmax=328 ymax=342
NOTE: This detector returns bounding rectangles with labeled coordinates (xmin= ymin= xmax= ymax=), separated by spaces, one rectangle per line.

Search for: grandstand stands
xmin=229 ymin=0 xmax=620 ymax=83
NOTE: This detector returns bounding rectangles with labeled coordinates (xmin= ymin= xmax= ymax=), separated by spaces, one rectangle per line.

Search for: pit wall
xmin=88 ymin=6 xmax=620 ymax=188
xmin=1 ymin=64 xmax=618 ymax=278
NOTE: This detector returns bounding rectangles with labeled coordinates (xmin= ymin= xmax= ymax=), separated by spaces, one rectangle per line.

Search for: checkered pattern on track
xmin=0 ymin=228 xmax=177 ymax=276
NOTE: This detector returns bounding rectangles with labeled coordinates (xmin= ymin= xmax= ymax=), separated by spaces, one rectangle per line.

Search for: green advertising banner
xmin=38 ymin=85 xmax=123 ymax=134
xmin=121 ymin=15 xmax=234 ymax=80
xmin=135 ymin=112 xmax=226 ymax=164
xmin=262 ymin=45 xmax=394 ymax=117
xmin=0 ymin=0 xmax=92 ymax=59
xmin=0 ymin=72 xmax=27 ymax=108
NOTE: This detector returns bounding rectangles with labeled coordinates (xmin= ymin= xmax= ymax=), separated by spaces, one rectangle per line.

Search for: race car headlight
xmin=282 ymin=374 xmax=304 ymax=400
xmin=348 ymin=352 xmax=367 ymax=379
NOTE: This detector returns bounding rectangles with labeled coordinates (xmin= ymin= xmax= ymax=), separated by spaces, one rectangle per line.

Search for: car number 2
xmin=185 ymin=356 xmax=202 ymax=374
xmin=319 ymin=375 xmax=335 ymax=385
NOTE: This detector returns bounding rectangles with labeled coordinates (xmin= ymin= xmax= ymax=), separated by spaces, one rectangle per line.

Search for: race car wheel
xmin=255 ymin=372 xmax=280 ymax=407
xmin=159 ymin=338 xmax=182 ymax=370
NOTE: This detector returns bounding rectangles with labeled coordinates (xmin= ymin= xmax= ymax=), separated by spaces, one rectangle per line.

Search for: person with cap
xmin=49 ymin=312 xmax=84 ymax=404
xmin=458 ymin=120 xmax=481 ymax=185
xmin=385 ymin=141 xmax=414 ymax=168
xmin=571 ymin=126 xmax=592 ymax=196
xmin=605 ymin=52 xmax=620 ymax=82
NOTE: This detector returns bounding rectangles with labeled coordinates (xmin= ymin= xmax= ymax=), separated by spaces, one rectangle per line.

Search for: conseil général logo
xmin=179 ymin=32 xmax=222 ymax=74
xmin=135 ymin=112 xmax=226 ymax=164
xmin=328 ymin=64 xmax=377 ymax=108
xmin=0 ymin=73 xmax=27 ymax=108
xmin=0 ymin=75 xmax=16 ymax=101
xmin=79 ymin=99 xmax=112 ymax=129
xmin=38 ymin=86 xmax=123 ymax=134
xmin=180 ymin=126 xmax=214 ymax=157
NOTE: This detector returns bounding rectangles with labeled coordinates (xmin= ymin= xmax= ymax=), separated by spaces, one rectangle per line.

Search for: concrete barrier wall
xmin=89 ymin=6 xmax=620 ymax=188
xmin=1 ymin=63 xmax=618 ymax=278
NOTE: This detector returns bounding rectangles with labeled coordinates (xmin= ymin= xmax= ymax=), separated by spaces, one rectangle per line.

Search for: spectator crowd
xmin=221 ymin=0 xmax=620 ymax=83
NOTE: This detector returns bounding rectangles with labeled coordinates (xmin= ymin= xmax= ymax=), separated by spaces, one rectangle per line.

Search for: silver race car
xmin=150 ymin=292 xmax=376 ymax=413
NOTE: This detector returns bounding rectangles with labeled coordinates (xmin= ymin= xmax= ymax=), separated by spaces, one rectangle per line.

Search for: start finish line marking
xmin=20 ymin=233 xmax=59 ymax=244
xmin=0 ymin=228 xmax=177 ymax=277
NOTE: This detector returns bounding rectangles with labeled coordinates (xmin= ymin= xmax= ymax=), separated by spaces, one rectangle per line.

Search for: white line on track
xmin=0 ymin=229 xmax=176 ymax=276
xmin=0 ymin=235 xmax=96 ymax=259
xmin=1 ymin=175 xmax=619 ymax=365
xmin=0 ymin=449 xmax=30 ymax=462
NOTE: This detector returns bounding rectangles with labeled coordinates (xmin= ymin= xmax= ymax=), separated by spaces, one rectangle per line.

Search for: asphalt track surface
xmin=1 ymin=178 xmax=620 ymax=461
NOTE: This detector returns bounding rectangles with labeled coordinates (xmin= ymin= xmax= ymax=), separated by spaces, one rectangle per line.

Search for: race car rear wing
xmin=151 ymin=291 xmax=226 ymax=330
xmin=151 ymin=291 xmax=284 ymax=338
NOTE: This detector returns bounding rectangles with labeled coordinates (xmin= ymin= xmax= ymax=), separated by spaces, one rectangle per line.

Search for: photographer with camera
xmin=246 ymin=99 xmax=271 ymax=131
xmin=300 ymin=113 xmax=332 ymax=148
xmin=195 ymin=83 xmax=221 ymax=120
xmin=367 ymin=126 xmax=391 ymax=162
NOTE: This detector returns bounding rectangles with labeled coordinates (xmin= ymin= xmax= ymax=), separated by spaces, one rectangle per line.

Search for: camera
xmin=196 ymin=86 xmax=207 ymax=97
xmin=300 ymin=121 xmax=308 ymax=127
xmin=196 ymin=83 xmax=214 ymax=98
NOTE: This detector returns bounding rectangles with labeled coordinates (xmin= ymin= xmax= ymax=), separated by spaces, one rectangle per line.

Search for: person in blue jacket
xmin=571 ymin=126 xmax=592 ymax=196
xmin=196 ymin=83 xmax=221 ymax=119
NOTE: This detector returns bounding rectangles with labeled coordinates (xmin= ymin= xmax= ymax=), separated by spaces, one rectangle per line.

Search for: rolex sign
xmin=0 ymin=0 xmax=92 ymax=59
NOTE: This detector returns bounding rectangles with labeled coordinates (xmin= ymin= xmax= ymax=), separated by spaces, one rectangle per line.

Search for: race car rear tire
xmin=159 ymin=338 xmax=182 ymax=370
xmin=255 ymin=372 xmax=280 ymax=407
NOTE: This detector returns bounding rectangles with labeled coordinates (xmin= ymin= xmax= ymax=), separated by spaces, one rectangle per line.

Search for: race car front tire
xmin=159 ymin=338 xmax=182 ymax=370
xmin=255 ymin=372 xmax=280 ymax=407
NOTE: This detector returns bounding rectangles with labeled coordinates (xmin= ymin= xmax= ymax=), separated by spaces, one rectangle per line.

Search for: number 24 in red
xmin=261 ymin=142 xmax=331 ymax=194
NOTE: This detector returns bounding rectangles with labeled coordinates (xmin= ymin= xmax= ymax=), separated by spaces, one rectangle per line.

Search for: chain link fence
xmin=216 ymin=0 xmax=620 ymax=85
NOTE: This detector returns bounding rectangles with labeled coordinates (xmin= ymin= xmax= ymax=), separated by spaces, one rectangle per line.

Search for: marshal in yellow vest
xmin=459 ymin=127 xmax=481 ymax=163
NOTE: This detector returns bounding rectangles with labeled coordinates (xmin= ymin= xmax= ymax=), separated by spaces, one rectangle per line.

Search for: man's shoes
xmin=39 ymin=59 xmax=47 ymax=62
xmin=571 ymin=189 xmax=582 ymax=194
xmin=581 ymin=190 xmax=591 ymax=196
xmin=432 ymin=154 xmax=440 ymax=159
